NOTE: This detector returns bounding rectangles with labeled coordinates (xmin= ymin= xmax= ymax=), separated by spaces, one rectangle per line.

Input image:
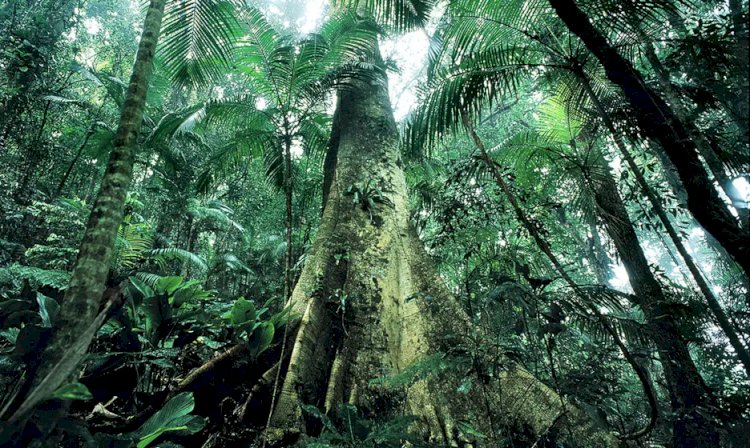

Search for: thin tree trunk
xmin=578 ymin=71 xmax=750 ymax=377
xmin=587 ymin=223 xmax=613 ymax=285
xmin=282 ymin=132 xmax=294 ymax=300
xmin=580 ymin=152 xmax=719 ymax=447
xmin=18 ymin=0 xmax=167 ymax=418
xmin=631 ymin=25 xmax=749 ymax=226
xmin=260 ymin=131 xmax=296 ymax=447
xmin=56 ymin=125 xmax=97 ymax=196
xmin=548 ymin=0 xmax=749 ymax=278
xmin=554 ymin=206 xmax=612 ymax=286
xmin=465 ymin=116 xmax=658 ymax=441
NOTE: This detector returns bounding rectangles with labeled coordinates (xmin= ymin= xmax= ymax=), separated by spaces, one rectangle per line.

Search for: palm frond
xmin=187 ymin=199 xmax=245 ymax=232
xmin=235 ymin=5 xmax=288 ymax=102
xmin=332 ymin=0 xmax=435 ymax=32
xmin=145 ymin=103 xmax=206 ymax=148
xmin=405 ymin=45 xmax=534 ymax=156
xmin=149 ymin=247 xmax=208 ymax=272
xmin=113 ymin=223 xmax=154 ymax=270
xmin=159 ymin=0 xmax=243 ymax=87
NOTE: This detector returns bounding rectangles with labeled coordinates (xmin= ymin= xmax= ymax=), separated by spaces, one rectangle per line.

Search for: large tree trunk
xmin=583 ymin=159 xmax=720 ymax=446
xmin=547 ymin=0 xmax=750 ymax=278
xmin=264 ymin=47 xmax=616 ymax=447
xmin=629 ymin=23 xmax=749 ymax=227
xmin=10 ymin=0 xmax=167 ymax=423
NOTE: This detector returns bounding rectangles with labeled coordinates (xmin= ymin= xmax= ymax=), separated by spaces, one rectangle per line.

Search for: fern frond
xmin=1 ymin=265 xmax=71 ymax=290
xmin=149 ymin=248 xmax=208 ymax=272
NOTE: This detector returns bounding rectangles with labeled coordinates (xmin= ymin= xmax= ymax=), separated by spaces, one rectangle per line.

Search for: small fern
xmin=0 ymin=264 xmax=70 ymax=290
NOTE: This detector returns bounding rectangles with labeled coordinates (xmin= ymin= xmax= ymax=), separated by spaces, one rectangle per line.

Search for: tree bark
xmin=22 ymin=0 xmax=167 ymax=413
xmin=263 ymin=44 xmax=616 ymax=447
xmin=578 ymin=71 xmax=750 ymax=377
xmin=581 ymin=154 xmax=720 ymax=446
xmin=547 ymin=0 xmax=750 ymax=278
xmin=466 ymin=117 xmax=659 ymax=441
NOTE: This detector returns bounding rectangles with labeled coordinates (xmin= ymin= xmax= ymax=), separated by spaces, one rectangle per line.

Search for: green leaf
xmin=137 ymin=426 xmax=187 ymax=448
xmin=52 ymin=382 xmax=93 ymax=401
xmin=36 ymin=293 xmax=59 ymax=328
xmin=248 ymin=322 xmax=274 ymax=356
xmin=143 ymin=295 xmax=171 ymax=343
xmin=157 ymin=276 xmax=183 ymax=295
xmin=130 ymin=276 xmax=155 ymax=299
xmin=134 ymin=392 xmax=205 ymax=447
xmin=171 ymin=284 xmax=210 ymax=307
xmin=229 ymin=297 xmax=256 ymax=334
xmin=332 ymin=0 xmax=434 ymax=32
xmin=0 ymin=328 xmax=19 ymax=344
xmin=456 ymin=420 xmax=486 ymax=439
xmin=160 ymin=0 xmax=242 ymax=88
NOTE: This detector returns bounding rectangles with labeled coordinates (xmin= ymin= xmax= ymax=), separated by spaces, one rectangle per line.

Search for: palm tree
xmin=407 ymin=1 xmax=743 ymax=444
xmin=197 ymin=8 xmax=377 ymax=302
xmin=8 ymin=0 xmax=242 ymax=427
xmin=409 ymin=0 xmax=748 ymax=278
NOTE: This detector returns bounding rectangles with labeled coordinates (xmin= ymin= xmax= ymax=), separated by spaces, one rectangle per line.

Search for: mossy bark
xmin=265 ymin=49 xmax=616 ymax=447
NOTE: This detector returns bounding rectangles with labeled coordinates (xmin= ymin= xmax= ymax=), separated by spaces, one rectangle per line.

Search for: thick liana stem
xmin=463 ymin=115 xmax=658 ymax=440
xmin=547 ymin=0 xmax=749 ymax=278
xmin=577 ymin=71 xmax=750 ymax=377
xmin=579 ymin=148 xmax=719 ymax=446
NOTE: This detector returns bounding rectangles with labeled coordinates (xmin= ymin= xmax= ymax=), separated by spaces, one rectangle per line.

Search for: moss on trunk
xmin=265 ymin=45 xmax=616 ymax=447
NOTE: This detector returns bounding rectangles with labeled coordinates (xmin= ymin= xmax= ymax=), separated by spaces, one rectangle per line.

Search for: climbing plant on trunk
xmin=262 ymin=24 xmax=616 ymax=445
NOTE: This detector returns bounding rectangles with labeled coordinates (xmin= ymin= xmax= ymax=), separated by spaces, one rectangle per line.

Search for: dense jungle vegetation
xmin=0 ymin=0 xmax=748 ymax=446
